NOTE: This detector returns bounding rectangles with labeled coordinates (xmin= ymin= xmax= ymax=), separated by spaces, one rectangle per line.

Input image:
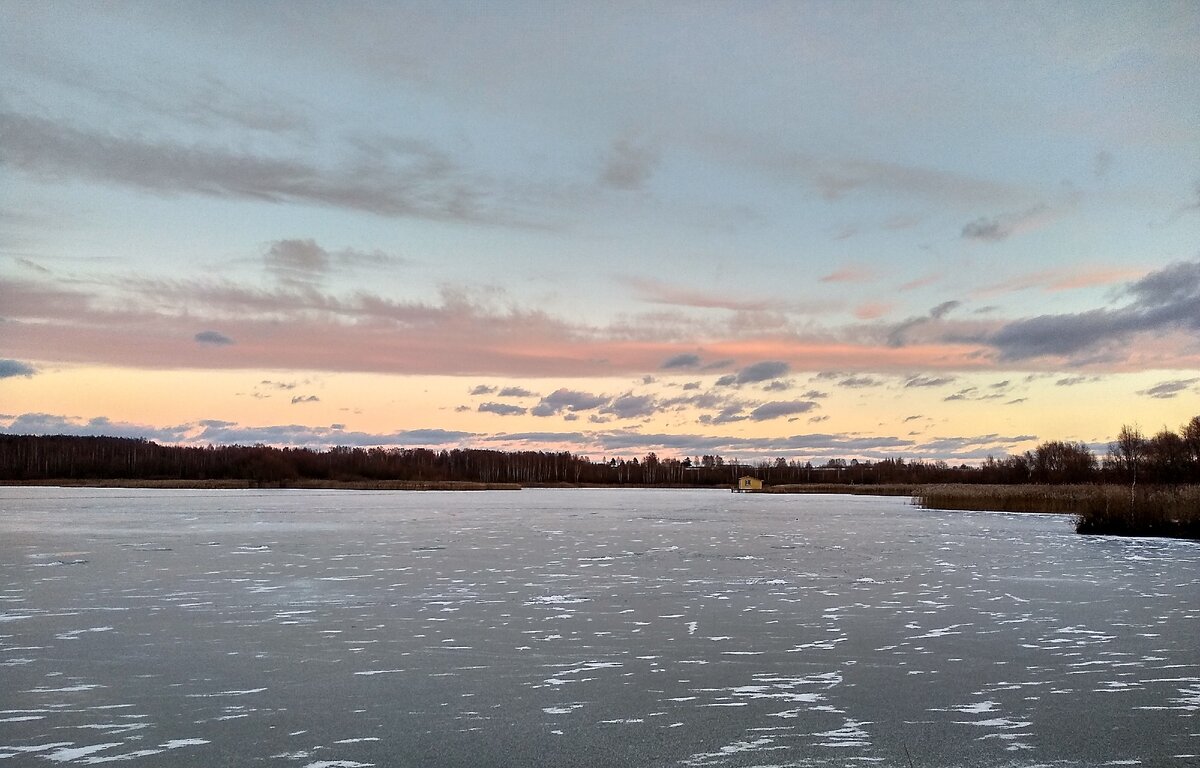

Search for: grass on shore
xmin=914 ymin=483 xmax=1200 ymax=539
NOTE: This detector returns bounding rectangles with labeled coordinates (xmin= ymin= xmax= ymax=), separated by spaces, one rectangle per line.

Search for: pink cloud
xmin=976 ymin=266 xmax=1148 ymax=296
xmin=819 ymin=265 xmax=876 ymax=284
xmin=854 ymin=302 xmax=893 ymax=320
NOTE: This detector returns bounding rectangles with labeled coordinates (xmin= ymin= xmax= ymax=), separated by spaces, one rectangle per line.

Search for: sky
xmin=2 ymin=0 xmax=1199 ymax=464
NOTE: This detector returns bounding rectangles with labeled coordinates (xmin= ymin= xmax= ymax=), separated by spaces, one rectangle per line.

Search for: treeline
xmin=1 ymin=416 xmax=1197 ymax=487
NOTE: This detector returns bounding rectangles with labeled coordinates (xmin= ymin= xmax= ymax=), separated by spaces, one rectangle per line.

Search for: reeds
xmin=913 ymin=483 xmax=1200 ymax=539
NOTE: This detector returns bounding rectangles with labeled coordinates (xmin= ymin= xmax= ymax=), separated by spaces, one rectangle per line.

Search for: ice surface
xmin=1 ymin=486 xmax=1197 ymax=767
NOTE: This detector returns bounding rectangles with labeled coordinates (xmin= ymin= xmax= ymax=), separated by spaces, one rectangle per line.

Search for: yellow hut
xmin=735 ymin=475 xmax=763 ymax=492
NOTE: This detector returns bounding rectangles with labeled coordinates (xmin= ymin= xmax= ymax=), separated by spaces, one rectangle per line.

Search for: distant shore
xmin=4 ymin=479 xmax=1196 ymax=540
xmin=2 ymin=479 xmax=521 ymax=491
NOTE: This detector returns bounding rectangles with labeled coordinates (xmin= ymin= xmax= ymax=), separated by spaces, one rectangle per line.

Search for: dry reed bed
xmin=913 ymin=483 xmax=1200 ymax=539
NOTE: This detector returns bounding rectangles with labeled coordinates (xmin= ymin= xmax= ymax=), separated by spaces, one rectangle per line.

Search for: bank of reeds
xmin=913 ymin=483 xmax=1200 ymax=539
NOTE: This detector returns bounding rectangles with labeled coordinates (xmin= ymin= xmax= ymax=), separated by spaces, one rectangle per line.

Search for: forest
xmin=1 ymin=417 xmax=1197 ymax=488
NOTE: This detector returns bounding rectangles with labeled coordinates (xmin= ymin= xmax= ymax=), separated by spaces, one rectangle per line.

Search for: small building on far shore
xmin=734 ymin=475 xmax=763 ymax=492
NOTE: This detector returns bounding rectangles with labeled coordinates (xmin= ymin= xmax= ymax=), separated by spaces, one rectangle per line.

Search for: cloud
xmin=497 ymin=386 xmax=536 ymax=398
xmin=1094 ymin=150 xmax=1113 ymax=179
xmin=700 ymin=405 xmax=748 ymax=425
xmin=748 ymin=401 xmax=819 ymax=421
xmin=988 ymin=259 xmax=1200 ymax=361
xmin=1136 ymin=378 xmax=1199 ymax=399
xmin=0 ymin=359 xmax=36 ymax=378
xmin=762 ymin=380 xmax=791 ymax=392
xmin=0 ymin=412 xmax=1037 ymax=462
xmin=977 ymin=267 xmax=1147 ymax=296
xmin=531 ymin=388 xmax=609 ymax=417
xmin=929 ymin=300 xmax=961 ymax=319
xmin=479 ymin=402 xmax=528 ymax=416
xmin=0 ymin=413 xmax=192 ymax=442
xmin=265 ymin=239 xmax=331 ymax=285
xmin=601 ymin=393 xmax=657 ymax=420
xmin=194 ymin=330 xmax=234 ymax=345
xmin=854 ymin=302 xmax=892 ymax=320
xmin=625 ymin=277 xmax=819 ymax=313
xmin=839 ymin=376 xmax=883 ymax=388
xmin=264 ymin=238 xmax=397 ymax=286
xmin=714 ymin=374 xmax=737 ymax=387
xmin=0 ymin=111 xmax=521 ymax=226
xmin=1055 ymin=375 xmax=1100 ymax=387
xmin=600 ymin=138 xmax=659 ymax=190
xmin=470 ymin=385 xmax=497 ymax=395
xmin=662 ymin=353 xmax=702 ymax=369
xmin=904 ymin=375 xmax=955 ymax=388
xmin=290 ymin=395 xmax=320 ymax=404
xmin=887 ymin=301 xmax=963 ymax=348
xmin=820 ymin=266 xmax=874 ymax=283
xmin=736 ymin=360 xmax=789 ymax=384
xmin=961 ymin=204 xmax=1052 ymax=242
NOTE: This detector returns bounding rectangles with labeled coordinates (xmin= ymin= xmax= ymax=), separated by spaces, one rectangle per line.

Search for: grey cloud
xmin=531 ymin=388 xmax=609 ymax=417
xmin=929 ymin=300 xmax=961 ymax=319
xmin=600 ymin=138 xmax=659 ymax=191
xmin=192 ymin=422 xmax=473 ymax=447
xmin=701 ymin=405 xmax=748 ymax=425
xmin=265 ymin=238 xmax=397 ymax=286
xmin=470 ymin=385 xmax=497 ymax=395
xmin=479 ymin=402 xmax=528 ymax=416
xmin=989 ymin=259 xmax=1200 ymax=361
xmin=0 ymin=413 xmax=191 ymax=443
xmin=662 ymin=353 xmax=701 ymax=369
xmin=905 ymin=375 xmax=955 ymax=388
xmin=961 ymin=217 xmax=1006 ymax=241
xmin=736 ymin=361 xmax=789 ymax=384
xmin=1137 ymin=378 xmax=1199 ymax=399
xmin=0 ymin=359 xmax=36 ymax=378
xmin=839 ymin=376 xmax=883 ymax=388
xmin=194 ymin=330 xmax=233 ymax=345
xmin=888 ymin=300 xmax=962 ymax=347
xmin=714 ymin=374 xmax=737 ymax=387
xmin=749 ymin=401 xmax=819 ymax=421
xmin=0 ymin=112 xmax=518 ymax=226
xmin=762 ymin=380 xmax=792 ymax=392
xmin=290 ymin=395 xmax=320 ymax=404
xmin=481 ymin=431 xmax=587 ymax=444
xmin=265 ymin=239 xmax=331 ymax=285
xmin=961 ymin=204 xmax=1050 ymax=242
xmin=498 ymin=386 xmax=536 ymax=398
xmin=1055 ymin=375 xmax=1099 ymax=387
xmin=601 ymin=393 xmax=657 ymax=420
xmin=682 ymin=381 xmax=700 ymax=390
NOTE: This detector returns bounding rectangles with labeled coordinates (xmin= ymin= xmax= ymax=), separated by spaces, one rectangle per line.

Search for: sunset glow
xmin=2 ymin=2 xmax=1198 ymax=463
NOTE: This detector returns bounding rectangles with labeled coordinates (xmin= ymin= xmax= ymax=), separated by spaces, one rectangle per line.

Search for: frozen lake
xmin=1 ymin=487 xmax=1197 ymax=767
